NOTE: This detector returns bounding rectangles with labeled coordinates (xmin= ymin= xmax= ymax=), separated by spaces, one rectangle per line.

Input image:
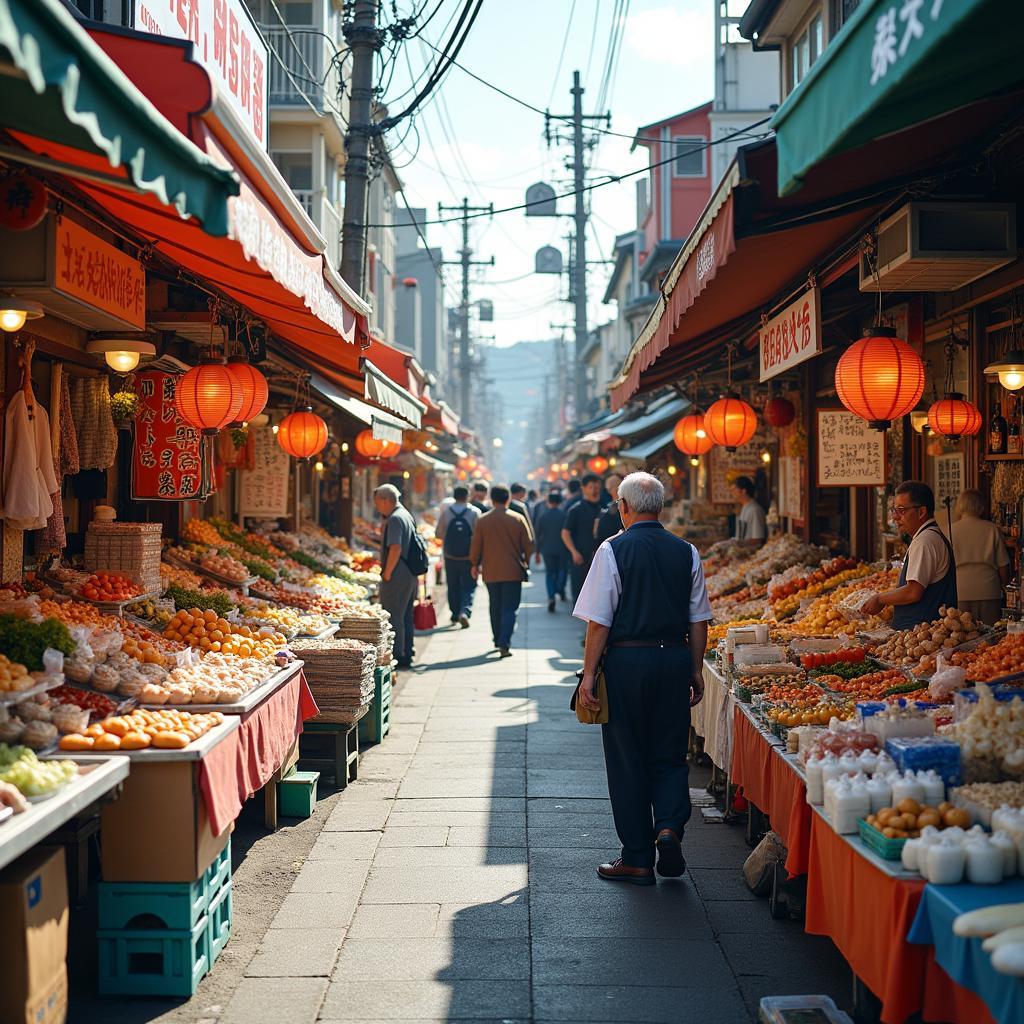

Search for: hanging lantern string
xmin=943 ymin=338 xmax=957 ymax=395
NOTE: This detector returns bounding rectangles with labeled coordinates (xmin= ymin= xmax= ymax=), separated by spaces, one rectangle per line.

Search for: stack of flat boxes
xmin=84 ymin=521 xmax=163 ymax=594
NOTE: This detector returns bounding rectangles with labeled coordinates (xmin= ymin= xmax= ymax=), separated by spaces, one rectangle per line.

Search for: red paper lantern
xmin=764 ymin=397 xmax=796 ymax=428
xmin=673 ymin=414 xmax=714 ymax=455
xmin=225 ymin=359 xmax=268 ymax=425
xmin=278 ymin=407 xmax=328 ymax=460
xmin=355 ymin=429 xmax=386 ymax=458
xmin=704 ymin=396 xmax=757 ymax=451
xmin=175 ymin=358 xmax=243 ymax=435
xmin=928 ymin=394 xmax=982 ymax=438
xmin=588 ymin=455 xmax=610 ymax=474
xmin=0 ymin=173 xmax=47 ymax=231
xmin=835 ymin=327 xmax=925 ymax=430
xmin=380 ymin=440 xmax=401 ymax=459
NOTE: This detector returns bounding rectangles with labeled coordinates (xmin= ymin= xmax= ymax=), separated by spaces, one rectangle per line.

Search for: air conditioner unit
xmin=859 ymin=202 xmax=1016 ymax=292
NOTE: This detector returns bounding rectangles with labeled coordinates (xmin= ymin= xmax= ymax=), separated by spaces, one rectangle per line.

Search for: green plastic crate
xmin=279 ymin=769 xmax=320 ymax=818
xmin=360 ymin=667 xmax=392 ymax=745
xmin=98 ymin=877 xmax=207 ymax=932
xmin=857 ymin=818 xmax=907 ymax=860
xmin=205 ymin=838 xmax=232 ymax=899
xmin=207 ymin=880 xmax=232 ymax=964
xmin=98 ymin=914 xmax=209 ymax=997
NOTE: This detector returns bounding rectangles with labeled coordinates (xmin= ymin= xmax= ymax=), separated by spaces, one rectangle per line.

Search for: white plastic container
xmin=806 ymin=755 xmax=824 ymax=805
xmin=820 ymin=753 xmax=845 ymax=789
xmin=902 ymin=837 xmax=924 ymax=872
xmin=866 ymin=775 xmax=892 ymax=813
xmin=966 ymin=838 xmax=1004 ymax=885
xmin=990 ymin=831 xmax=1018 ymax=878
xmin=925 ymin=837 xmax=966 ymax=885
xmin=920 ymin=770 xmax=945 ymax=807
xmin=857 ymin=748 xmax=879 ymax=775
xmin=831 ymin=777 xmax=870 ymax=835
xmin=891 ymin=771 xmax=926 ymax=807
xmin=874 ymin=751 xmax=897 ymax=776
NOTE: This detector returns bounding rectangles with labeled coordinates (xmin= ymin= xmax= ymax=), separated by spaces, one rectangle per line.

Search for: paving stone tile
xmin=332 ymin=937 xmax=529 ymax=980
xmin=527 ymin=769 xmax=611 ymax=798
xmin=380 ymin=811 xmax=526 ymax=828
xmin=530 ymin=891 xmax=708 ymax=938
xmin=533 ymin=983 xmax=749 ymax=1023
xmin=335 ymin=781 xmax=401 ymax=801
xmin=527 ymin=826 xmax=621 ymax=849
xmin=702 ymin=899 xmax=803 ymax=935
xmin=245 ymin=928 xmax=344 ymax=977
xmin=372 ymin=846 xmax=527 ymax=868
xmin=445 ymin=825 xmax=527 ymax=847
xmin=437 ymin=898 xmax=530 ymax=937
xmin=289 ymin=860 xmax=371 ymax=894
xmin=271 ymin=891 xmax=361 ymax=930
xmin=320 ymin=979 xmax=531 ymax=1020
xmin=389 ymin=797 xmax=526 ymax=814
xmin=323 ymin=801 xmax=393 ymax=832
xmin=397 ymin=777 xmax=525 ymax=800
xmin=348 ymin=903 xmax=441 ymax=938
xmin=527 ymin=798 xmax=613 ymax=814
xmin=220 ymin=976 xmax=328 ymax=1024
xmin=360 ymin=863 xmax=529 ymax=904
xmin=377 ymin=826 xmax=450 ymax=847
xmin=307 ymin=831 xmax=382 ymax=861
xmin=688 ymin=867 xmax=762 ymax=902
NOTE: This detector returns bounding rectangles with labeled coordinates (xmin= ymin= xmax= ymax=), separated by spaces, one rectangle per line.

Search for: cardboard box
xmin=0 ymin=847 xmax=69 ymax=1024
xmin=101 ymin=761 xmax=232 ymax=883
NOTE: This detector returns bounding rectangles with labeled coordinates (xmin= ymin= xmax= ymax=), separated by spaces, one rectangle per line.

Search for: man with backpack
xmin=436 ymin=484 xmax=480 ymax=628
xmin=374 ymin=484 xmax=429 ymax=669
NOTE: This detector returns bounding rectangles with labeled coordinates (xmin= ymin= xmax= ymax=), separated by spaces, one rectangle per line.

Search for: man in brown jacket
xmin=469 ymin=484 xmax=534 ymax=657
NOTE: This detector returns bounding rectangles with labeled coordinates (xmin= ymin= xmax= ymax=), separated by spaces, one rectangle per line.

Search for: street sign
xmin=477 ymin=299 xmax=494 ymax=322
xmin=535 ymin=246 xmax=563 ymax=275
xmin=525 ymin=182 xmax=557 ymax=217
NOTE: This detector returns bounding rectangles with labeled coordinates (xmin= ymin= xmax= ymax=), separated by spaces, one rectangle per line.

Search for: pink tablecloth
xmin=197 ymin=669 xmax=320 ymax=835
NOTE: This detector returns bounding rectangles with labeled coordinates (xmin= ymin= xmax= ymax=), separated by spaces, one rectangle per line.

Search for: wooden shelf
xmin=984 ymin=454 xmax=1024 ymax=461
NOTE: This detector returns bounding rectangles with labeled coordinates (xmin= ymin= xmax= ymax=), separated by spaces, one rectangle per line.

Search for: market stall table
xmin=696 ymin=659 xmax=733 ymax=770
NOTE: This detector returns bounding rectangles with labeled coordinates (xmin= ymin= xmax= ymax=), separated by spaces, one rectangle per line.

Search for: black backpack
xmin=444 ymin=508 xmax=473 ymax=558
xmin=402 ymin=513 xmax=431 ymax=576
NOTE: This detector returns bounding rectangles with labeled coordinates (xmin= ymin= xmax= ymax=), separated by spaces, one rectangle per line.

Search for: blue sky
xmin=381 ymin=0 xmax=718 ymax=349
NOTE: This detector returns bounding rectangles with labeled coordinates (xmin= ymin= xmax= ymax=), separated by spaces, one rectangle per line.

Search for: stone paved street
xmin=220 ymin=576 xmax=851 ymax=1023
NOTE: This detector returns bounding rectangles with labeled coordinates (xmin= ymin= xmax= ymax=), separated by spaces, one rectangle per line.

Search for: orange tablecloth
xmin=198 ymin=669 xmax=319 ymax=834
xmin=730 ymin=705 xmax=812 ymax=876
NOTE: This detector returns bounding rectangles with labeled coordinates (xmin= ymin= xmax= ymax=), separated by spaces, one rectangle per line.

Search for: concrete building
xmin=395 ymin=208 xmax=447 ymax=384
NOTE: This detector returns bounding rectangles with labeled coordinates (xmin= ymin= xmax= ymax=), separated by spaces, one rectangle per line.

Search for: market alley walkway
xmin=223 ymin=576 xmax=851 ymax=1024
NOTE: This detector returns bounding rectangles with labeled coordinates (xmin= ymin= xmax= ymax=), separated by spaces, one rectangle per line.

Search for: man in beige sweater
xmin=469 ymin=484 xmax=534 ymax=657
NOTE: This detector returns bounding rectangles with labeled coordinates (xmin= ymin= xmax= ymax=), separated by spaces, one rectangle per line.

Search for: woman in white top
xmin=947 ymin=489 xmax=1011 ymax=625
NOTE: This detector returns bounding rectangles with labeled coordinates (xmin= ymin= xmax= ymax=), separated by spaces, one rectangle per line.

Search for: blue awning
xmin=611 ymin=395 xmax=688 ymax=440
xmin=616 ymin=425 xmax=677 ymax=463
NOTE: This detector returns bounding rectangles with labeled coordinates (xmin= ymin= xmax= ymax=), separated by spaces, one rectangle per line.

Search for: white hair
xmin=374 ymin=484 xmax=401 ymax=503
xmin=618 ymin=472 xmax=664 ymax=514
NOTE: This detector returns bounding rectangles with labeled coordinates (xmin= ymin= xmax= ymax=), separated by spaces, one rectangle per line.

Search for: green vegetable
xmin=0 ymin=615 xmax=75 ymax=671
xmin=290 ymin=549 xmax=337 ymax=576
xmin=164 ymin=584 xmax=236 ymax=617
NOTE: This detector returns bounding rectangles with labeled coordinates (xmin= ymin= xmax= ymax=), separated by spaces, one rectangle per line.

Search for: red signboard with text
xmin=131 ymin=372 xmax=203 ymax=501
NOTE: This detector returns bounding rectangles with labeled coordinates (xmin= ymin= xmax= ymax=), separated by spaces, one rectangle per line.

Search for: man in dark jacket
xmin=534 ymin=491 xmax=568 ymax=612
xmin=509 ymin=483 xmax=534 ymax=541
xmin=595 ymin=473 xmax=624 ymax=545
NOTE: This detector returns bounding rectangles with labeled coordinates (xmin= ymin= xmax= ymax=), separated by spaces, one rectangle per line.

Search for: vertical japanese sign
xmin=816 ymin=410 xmax=886 ymax=487
xmin=134 ymin=0 xmax=267 ymax=148
xmin=131 ymin=372 xmax=202 ymax=500
xmin=239 ymin=426 xmax=291 ymax=517
xmin=779 ymin=456 xmax=804 ymax=521
xmin=759 ymin=287 xmax=821 ymax=381
xmin=933 ymin=453 xmax=964 ymax=506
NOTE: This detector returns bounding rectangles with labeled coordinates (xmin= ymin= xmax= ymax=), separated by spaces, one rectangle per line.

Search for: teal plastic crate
xmin=98 ymin=914 xmax=209 ymax=997
xmin=205 ymin=839 xmax=232 ymax=899
xmin=360 ymin=667 xmax=392 ymax=745
xmin=207 ymin=880 xmax=232 ymax=965
xmin=99 ymin=876 xmax=207 ymax=932
xmin=279 ymin=769 xmax=319 ymax=818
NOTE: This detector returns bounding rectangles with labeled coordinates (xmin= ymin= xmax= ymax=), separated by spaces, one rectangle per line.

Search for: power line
xmin=364 ymin=117 xmax=773 ymax=227
xmin=546 ymin=0 xmax=577 ymax=106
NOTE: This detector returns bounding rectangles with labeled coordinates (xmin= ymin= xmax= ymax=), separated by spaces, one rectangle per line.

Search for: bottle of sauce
xmin=1010 ymin=395 xmax=1023 ymax=456
xmin=991 ymin=397 xmax=1008 ymax=455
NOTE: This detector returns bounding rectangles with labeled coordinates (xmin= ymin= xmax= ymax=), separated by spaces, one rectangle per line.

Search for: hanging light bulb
xmin=87 ymin=338 xmax=156 ymax=373
xmin=667 ymin=464 xmax=677 ymax=475
xmin=689 ymin=456 xmax=700 ymax=467
xmin=0 ymin=299 xmax=43 ymax=333
xmin=341 ymin=441 xmax=350 ymax=453
xmin=761 ymin=450 xmax=772 ymax=464
xmin=314 ymin=460 xmax=325 ymax=473
xmin=272 ymin=423 xmax=279 ymax=435
xmin=984 ymin=349 xmax=1024 ymax=391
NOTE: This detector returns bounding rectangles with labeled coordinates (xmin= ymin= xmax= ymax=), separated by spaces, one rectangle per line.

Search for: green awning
xmin=0 ymin=0 xmax=238 ymax=234
xmin=771 ymin=0 xmax=1024 ymax=198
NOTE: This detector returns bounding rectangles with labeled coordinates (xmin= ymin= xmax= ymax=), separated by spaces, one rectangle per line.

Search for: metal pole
xmin=460 ymin=198 xmax=471 ymax=424
xmin=571 ymin=70 xmax=588 ymax=425
xmin=340 ymin=0 xmax=381 ymax=291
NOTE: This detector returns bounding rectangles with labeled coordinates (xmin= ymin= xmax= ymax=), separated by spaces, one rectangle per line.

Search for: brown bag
xmin=570 ymin=665 xmax=609 ymax=725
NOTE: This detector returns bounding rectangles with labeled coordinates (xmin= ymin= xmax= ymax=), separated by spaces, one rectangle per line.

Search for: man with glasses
xmin=862 ymin=481 xmax=957 ymax=628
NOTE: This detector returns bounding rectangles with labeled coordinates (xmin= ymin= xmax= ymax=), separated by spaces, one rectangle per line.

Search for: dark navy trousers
xmin=600 ymin=646 xmax=692 ymax=868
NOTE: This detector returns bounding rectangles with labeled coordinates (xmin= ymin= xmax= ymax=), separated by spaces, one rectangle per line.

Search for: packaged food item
xmin=21 ymin=720 xmax=58 ymax=749
xmin=886 ymin=736 xmax=963 ymax=786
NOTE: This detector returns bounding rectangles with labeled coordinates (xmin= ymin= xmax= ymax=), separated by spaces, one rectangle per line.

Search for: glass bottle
xmin=1010 ymin=395 xmax=1022 ymax=457
xmin=991 ymin=398 xmax=1008 ymax=455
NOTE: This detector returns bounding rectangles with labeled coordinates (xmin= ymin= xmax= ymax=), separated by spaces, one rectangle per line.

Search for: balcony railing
xmin=289 ymin=189 xmax=342 ymax=271
xmin=291 ymin=188 xmax=316 ymax=219
xmin=262 ymin=26 xmax=344 ymax=121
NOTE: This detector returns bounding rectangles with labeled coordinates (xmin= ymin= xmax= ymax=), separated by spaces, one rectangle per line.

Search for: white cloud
xmin=624 ymin=4 xmax=715 ymax=77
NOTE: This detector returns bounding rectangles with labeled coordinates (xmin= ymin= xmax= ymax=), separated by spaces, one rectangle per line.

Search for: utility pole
xmin=340 ymin=0 xmax=381 ymax=292
xmin=440 ymin=198 xmax=493 ymax=427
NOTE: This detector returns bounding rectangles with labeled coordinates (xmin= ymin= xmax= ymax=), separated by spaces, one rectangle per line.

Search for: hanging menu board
xmin=779 ymin=456 xmax=804 ymax=520
xmin=933 ymin=453 xmax=964 ymax=506
xmin=709 ymin=447 xmax=759 ymax=505
xmin=131 ymin=371 xmax=202 ymax=500
xmin=816 ymin=410 xmax=886 ymax=487
xmin=239 ymin=426 xmax=290 ymax=517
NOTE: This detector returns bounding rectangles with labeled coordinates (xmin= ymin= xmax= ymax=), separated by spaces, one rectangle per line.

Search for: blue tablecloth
xmin=908 ymin=878 xmax=1024 ymax=1024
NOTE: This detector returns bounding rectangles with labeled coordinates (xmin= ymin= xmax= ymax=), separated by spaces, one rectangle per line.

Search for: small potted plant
xmin=110 ymin=388 xmax=141 ymax=430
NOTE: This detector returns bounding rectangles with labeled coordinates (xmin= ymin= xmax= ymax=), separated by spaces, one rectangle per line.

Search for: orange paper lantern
xmin=764 ymin=397 xmax=795 ymax=428
xmin=927 ymin=394 xmax=982 ymax=438
xmin=175 ymin=358 xmax=243 ymax=435
xmin=380 ymin=440 xmax=402 ymax=459
xmin=355 ymin=429 xmax=387 ymax=458
xmin=835 ymin=327 xmax=925 ymax=429
xmin=673 ymin=414 xmax=714 ymax=455
xmin=226 ymin=359 xmax=268 ymax=425
xmin=278 ymin=408 xmax=328 ymax=460
xmin=704 ymin=396 xmax=757 ymax=451
xmin=588 ymin=455 xmax=610 ymax=474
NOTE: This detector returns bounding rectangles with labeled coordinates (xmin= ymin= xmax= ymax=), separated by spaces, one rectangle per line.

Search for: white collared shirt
xmin=572 ymin=536 xmax=713 ymax=627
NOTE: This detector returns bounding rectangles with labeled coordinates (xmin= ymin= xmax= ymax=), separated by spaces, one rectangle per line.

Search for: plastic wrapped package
xmin=825 ymin=775 xmax=870 ymax=834
xmin=886 ymin=736 xmax=963 ymax=786
xmin=51 ymin=704 xmax=89 ymax=734
xmin=21 ymin=720 xmax=57 ymax=749
xmin=89 ymin=663 xmax=119 ymax=693
xmin=864 ymin=706 xmax=936 ymax=743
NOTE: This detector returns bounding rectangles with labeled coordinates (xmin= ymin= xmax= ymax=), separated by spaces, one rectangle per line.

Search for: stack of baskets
xmin=337 ymin=605 xmax=395 ymax=667
xmin=290 ymin=637 xmax=377 ymax=723
xmin=85 ymin=521 xmax=163 ymax=594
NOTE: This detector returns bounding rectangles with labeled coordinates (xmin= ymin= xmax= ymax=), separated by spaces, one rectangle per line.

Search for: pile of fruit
xmin=163 ymin=609 xmax=286 ymax=658
xmin=47 ymin=686 xmax=120 ymax=719
xmin=765 ymin=699 xmax=852 ymax=727
xmin=144 ymin=653 xmax=273 ymax=705
xmin=75 ymin=572 xmax=142 ymax=603
xmin=953 ymin=632 xmax=1024 ymax=682
xmin=161 ymin=563 xmax=203 ymax=590
xmin=0 ymin=744 xmax=77 ymax=797
xmin=199 ymin=551 xmax=250 ymax=582
xmin=248 ymin=580 xmax=348 ymax=617
xmin=800 ymin=646 xmax=868 ymax=670
xmin=760 ymin=680 xmax=824 ymax=704
xmin=770 ymin=564 xmax=873 ymax=619
xmin=768 ymin=557 xmax=862 ymax=600
xmin=816 ymin=668 xmax=917 ymax=700
xmin=241 ymin=602 xmax=332 ymax=636
xmin=182 ymin=519 xmax=224 ymax=547
xmin=873 ymin=608 xmax=983 ymax=666
xmin=788 ymin=571 xmax=898 ymax=635
xmin=59 ymin=708 xmax=225 ymax=751
xmin=0 ymin=653 xmax=34 ymax=693
xmin=126 ymin=598 xmax=173 ymax=628
xmin=941 ymin=684 xmax=1024 ymax=779
xmin=866 ymin=799 xmax=970 ymax=840
xmin=37 ymin=598 xmax=115 ymax=629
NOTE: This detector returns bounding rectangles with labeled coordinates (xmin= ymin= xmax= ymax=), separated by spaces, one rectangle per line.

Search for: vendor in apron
xmin=863 ymin=481 xmax=957 ymax=628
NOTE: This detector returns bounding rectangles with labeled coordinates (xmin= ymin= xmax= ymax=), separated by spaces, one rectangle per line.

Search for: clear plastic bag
xmin=929 ymin=653 xmax=967 ymax=700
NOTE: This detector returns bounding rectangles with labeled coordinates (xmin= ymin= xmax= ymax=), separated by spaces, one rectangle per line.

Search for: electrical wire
xmin=584 ymin=0 xmax=602 ymax=86
xmin=546 ymin=0 xmax=577 ymax=107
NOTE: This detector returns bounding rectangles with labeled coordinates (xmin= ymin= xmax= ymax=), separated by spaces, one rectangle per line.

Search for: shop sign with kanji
xmin=759 ymin=286 xmax=821 ymax=381
xmin=131 ymin=372 xmax=203 ymax=501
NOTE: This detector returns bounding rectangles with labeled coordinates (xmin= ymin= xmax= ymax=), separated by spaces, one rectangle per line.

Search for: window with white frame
xmin=790 ymin=10 xmax=824 ymax=91
xmin=673 ymin=136 xmax=706 ymax=178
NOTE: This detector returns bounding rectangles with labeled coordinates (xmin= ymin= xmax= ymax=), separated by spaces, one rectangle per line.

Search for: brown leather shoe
xmin=655 ymin=829 xmax=686 ymax=877
xmin=597 ymin=858 xmax=655 ymax=886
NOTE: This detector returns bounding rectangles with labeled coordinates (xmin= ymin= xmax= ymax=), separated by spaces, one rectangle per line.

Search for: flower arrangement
xmin=110 ymin=389 xmax=140 ymax=426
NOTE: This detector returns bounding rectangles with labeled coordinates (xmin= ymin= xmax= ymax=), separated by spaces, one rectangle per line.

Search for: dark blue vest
xmin=891 ymin=522 xmax=959 ymax=629
xmin=607 ymin=521 xmax=692 ymax=644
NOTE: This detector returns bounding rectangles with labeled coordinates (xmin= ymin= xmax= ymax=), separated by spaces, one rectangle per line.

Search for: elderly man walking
xmin=374 ymin=484 xmax=420 ymax=670
xmin=573 ymin=472 xmax=712 ymax=885
xmin=469 ymin=484 xmax=533 ymax=658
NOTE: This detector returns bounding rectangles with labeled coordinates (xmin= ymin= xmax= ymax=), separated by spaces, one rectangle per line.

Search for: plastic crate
xmin=207 ymin=879 xmax=232 ymax=965
xmin=98 ymin=914 xmax=209 ymax=997
xmin=205 ymin=839 xmax=232 ymax=899
xmin=278 ymin=769 xmax=320 ymax=818
xmin=98 ymin=877 xmax=207 ymax=932
xmin=360 ymin=667 xmax=392 ymax=745
xmin=856 ymin=818 xmax=906 ymax=860
xmin=759 ymin=994 xmax=853 ymax=1024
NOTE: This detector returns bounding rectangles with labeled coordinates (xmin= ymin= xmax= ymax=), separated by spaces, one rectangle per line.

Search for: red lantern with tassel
xmin=278 ymin=407 xmax=328 ymax=460
xmin=764 ymin=396 xmax=795 ymax=428
xmin=835 ymin=326 xmax=925 ymax=430
xmin=226 ymin=358 xmax=268 ymax=425
xmin=673 ymin=414 xmax=714 ymax=455
xmin=175 ymin=357 xmax=243 ymax=435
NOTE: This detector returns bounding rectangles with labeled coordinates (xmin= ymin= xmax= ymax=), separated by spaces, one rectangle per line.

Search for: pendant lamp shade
xmin=704 ymin=396 xmax=757 ymax=451
xmin=278 ymin=407 xmax=328 ymax=460
xmin=226 ymin=359 xmax=268 ymax=425
xmin=764 ymin=396 xmax=796 ymax=428
xmin=175 ymin=358 xmax=244 ymax=435
xmin=835 ymin=327 xmax=925 ymax=429
xmin=927 ymin=393 xmax=983 ymax=438
xmin=673 ymin=414 xmax=714 ymax=455
xmin=588 ymin=455 xmax=610 ymax=474
xmin=983 ymin=349 xmax=1024 ymax=391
